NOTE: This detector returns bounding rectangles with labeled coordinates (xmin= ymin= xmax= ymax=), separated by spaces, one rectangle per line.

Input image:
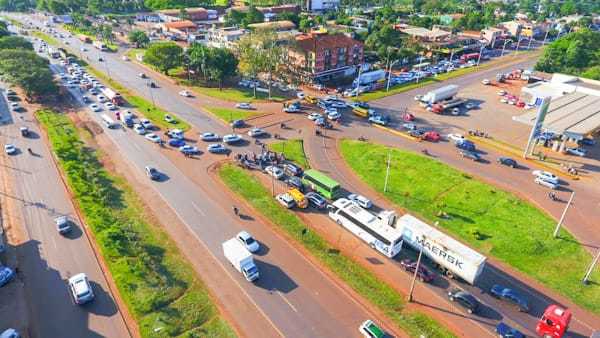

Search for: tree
xmin=205 ymin=48 xmax=238 ymax=90
xmin=186 ymin=42 xmax=210 ymax=81
xmin=143 ymin=42 xmax=183 ymax=75
xmin=0 ymin=36 xmax=33 ymax=50
xmin=0 ymin=49 xmax=58 ymax=100
xmin=128 ymin=29 xmax=149 ymax=48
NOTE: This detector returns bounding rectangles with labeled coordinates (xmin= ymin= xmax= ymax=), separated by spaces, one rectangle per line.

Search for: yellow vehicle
xmin=288 ymin=188 xmax=308 ymax=209
xmin=352 ymin=106 xmax=372 ymax=118
xmin=304 ymin=95 xmax=318 ymax=104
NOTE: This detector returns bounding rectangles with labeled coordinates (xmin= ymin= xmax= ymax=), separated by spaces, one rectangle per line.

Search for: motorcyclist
xmin=27 ymin=148 xmax=33 ymax=154
xmin=233 ymin=206 xmax=239 ymax=216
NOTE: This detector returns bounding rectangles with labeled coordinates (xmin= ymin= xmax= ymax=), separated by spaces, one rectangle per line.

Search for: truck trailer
xmin=223 ymin=238 xmax=259 ymax=282
xmin=420 ymin=85 xmax=459 ymax=104
xmin=100 ymin=88 xmax=124 ymax=106
xmin=396 ymin=214 xmax=486 ymax=284
xmin=354 ymin=69 xmax=386 ymax=86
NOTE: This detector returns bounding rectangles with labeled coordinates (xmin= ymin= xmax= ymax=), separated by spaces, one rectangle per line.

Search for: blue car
xmin=456 ymin=139 xmax=476 ymax=151
xmin=490 ymin=284 xmax=529 ymax=312
xmin=168 ymin=138 xmax=185 ymax=147
xmin=496 ymin=322 xmax=524 ymax=338
xmin=0 ymin=266 xmax=15 ymax=287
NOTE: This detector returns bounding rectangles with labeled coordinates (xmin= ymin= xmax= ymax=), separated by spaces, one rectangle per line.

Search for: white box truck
xmin=223 ymin=238 xmax=259 ymax=282
xmin=420 ymin=85 xmax=459 ymax=104
xmin=396 ymin=214 xmax=486 ymax=284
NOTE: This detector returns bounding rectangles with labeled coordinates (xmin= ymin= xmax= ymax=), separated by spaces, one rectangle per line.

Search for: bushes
xmin=37 ymin=110 xmax=235 ymax=338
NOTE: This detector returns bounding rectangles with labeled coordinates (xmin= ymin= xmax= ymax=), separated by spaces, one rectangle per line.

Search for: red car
xmin=400 ymin=259 xmax=435 ymax=283
xmin=402 ymin=112 xmax=415 ymax=122
xmin=422 ymin=131 xmax=441 ymax=142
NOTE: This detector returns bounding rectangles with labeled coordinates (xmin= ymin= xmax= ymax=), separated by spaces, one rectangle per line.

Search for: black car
xmin=460 ymin=150 xmax=481 ymax=161
xmin=230 ymin=119 xmax=245 ymax=128
xmin=490 ymin=284 xmax=529 ymax=312
xmin=399 ymin=259 xmax=435 ymax=283
xmin=145 ymin=166 xmax=160 ymax=180
xmin=148 ymin=82 xmax=157 ymax=88
xmin=285 ymin=176 xmax=304 ymax=191
xmin=448 ymin=289 xmax=479 ymax=314
xmin=409 ymin=129 xmax=426 ymax=138
xmin=497 ymin=157 xmax=517 ymax=168
xmin=82 ymin=96 xmax=91 ymax=103
xmin=306 ymin=192 xmax=327 ymax=209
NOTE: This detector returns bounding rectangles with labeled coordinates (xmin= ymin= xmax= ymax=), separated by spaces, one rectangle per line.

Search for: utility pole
xmin=542 ymin=29 xmax=550 ymax=45
xmin=386 ymin=60 xmax=398 ymax=92
xmin=407 ymin=248 xmax=423 ymax=302
xmin=355 ymin=65 xmax=363 ymax=97
xmin=553 ymin=191 xmax=575 ymax=238
xmin=583 ymin=250 xmax=600 ymax=285
xmin=476 ymin=45 xmax=485 ymax=66
xmin=383 ymin=149 xmax=391 ymax=193
xmin=501 ymin=39 xmax=509 ymax=57
xmin=527 ymin=35 xmax=533 ymax=50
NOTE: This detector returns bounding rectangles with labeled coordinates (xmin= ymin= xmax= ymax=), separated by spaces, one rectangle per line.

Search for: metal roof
xmin=514 ymin=92 xmax=600 ymax=139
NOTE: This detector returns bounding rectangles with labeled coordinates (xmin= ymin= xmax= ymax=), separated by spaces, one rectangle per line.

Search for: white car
xmin=140 ymin=119 xmax=154 ymax=130
xmin=68 ymin=273 xmax=95 ymax=305
xmin=327 ymin=111 xmax=341 ymax=120
xmin=145 ymin=133 xmax=161 ymax=143
xmin=167 ymin=129 xmax=184 ymax=139
xmin=497 ymin=90 xmax=507 ymax=96
xmin=179 ymin=145 xmax=199 ymax=154
xmin=237 ymin=231 xmax=260 ymax=253
xmin=532 ymin=170 xmax=559 ymax=185
xmin=565 ymin=147 xmax=586 ymax=157
xmin=104 ymin=102 xmax=116 ymax=110
xmin=207 ymin=143 xmax=228 ymax=154
xmin=247 ymin=128 xmax=265 ymax=137
xmin=296 ymin=92 xmax=305 ymax=99
xmin=331 ymin=101 xmax=347 ymax=109
xmin=535 ymin=177 xmax=558 ymax=190
xmin=307 ymin=113 xmax=322 ymax=121
xmin=481 ymin=79 xmax=491 ymax=85
xmin=348 ymin=193 xmax=373 ymax=209
xmin=97 ymin=95 xmax=107 ymax=103
xmin=178 ymin=90 xmax=192 ymax=97
xmin=133 ymin=124 xmax=146 ymax=135
xmin=0 ymin=328 xmax=20 ymax=338
xmin=121 ymin=55 xmax=129 ymax=61
xmin=414 ymin=94 xmax=423 ymax=101
xmin=223 ymin=134 xmax=242 ymax=144
xmin=80 ymin=47 xmax=87 ymax=52
xmin=276 ymin=193 xmax=295 ymax=209
xmin=265 ymin=165 xmax=284 ymax=180
xmin=4 ymin=144 xmax=17 ymax=155
xmin=164 ymin=114 xmax=175 ymax=123
xmin=447 ymin=133 xmax=465 ymax=142
xmin=201 ymin=132 xmax=220 ymax=141
xmin=235 ymin=102 xmax=253 ymax=110
xmin=89 ymin=103 xmax=101 ymax=112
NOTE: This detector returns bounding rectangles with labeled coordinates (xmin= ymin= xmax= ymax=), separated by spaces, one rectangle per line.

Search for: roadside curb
xmin=372 ymin=123 xmax=420 ymax=141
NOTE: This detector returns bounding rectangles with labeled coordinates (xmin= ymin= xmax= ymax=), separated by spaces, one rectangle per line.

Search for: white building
xmin=206 ymin=27 xmax=248 ymax=48
xmin=307 ymin=0 xmax=339 ymax=11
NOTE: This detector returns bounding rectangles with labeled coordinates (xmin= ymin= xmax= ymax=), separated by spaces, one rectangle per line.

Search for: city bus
xmin=328 ymin=198 xmax=403 ymax=258
xmin=302 ymin=169 xmax=341 ymax=200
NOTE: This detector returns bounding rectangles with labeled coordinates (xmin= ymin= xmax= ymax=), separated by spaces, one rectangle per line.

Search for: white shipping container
xmin=396 ymin=214 xmax=486 ymax=284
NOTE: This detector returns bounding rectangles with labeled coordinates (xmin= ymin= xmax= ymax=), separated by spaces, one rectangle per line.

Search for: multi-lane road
xmin=0 ymin=87 xmax=131 ymax=336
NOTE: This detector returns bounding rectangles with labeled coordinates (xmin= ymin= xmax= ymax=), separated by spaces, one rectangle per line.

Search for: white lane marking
xmin=191 ymin=202 xmax=206 ymax=216
xmin=276 ymin=290 xmax=298 ymax=313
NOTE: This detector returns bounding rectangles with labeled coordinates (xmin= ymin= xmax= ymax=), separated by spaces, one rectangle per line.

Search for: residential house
xmin=288 ymin=31 xmax=363 ymax=83
xmin=161 ymin=20 xmax=198 ymax=37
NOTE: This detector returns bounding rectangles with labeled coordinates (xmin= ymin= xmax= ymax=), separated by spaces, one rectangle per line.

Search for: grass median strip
xmin=339 ymin=140 xmax=600 ymax=313
xmin=85 ymin=67 xmax=190 ymax=131
xmin=37 ymin=109 xmax=235 ymax=338
xmin=190 ymin=85 xmax=287 ymax=103
xmin=203 ymin=106 xmax=262 ymax=123
xmin=267 ymin=139 xmax=309 ymax=169
xmin=32 ymin=31 xmax=59 ymax=46
xmin=218 ymin=164 xmax=455 ymax=338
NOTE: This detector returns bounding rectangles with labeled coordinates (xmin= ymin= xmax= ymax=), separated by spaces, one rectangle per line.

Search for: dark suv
xmin=490 ymin=284 xmax=529 ymax=312
xmin=399 ymin=259 xmax=435 ymax=283
xmin=283 ymin=163 xmax=303 ymax=177
xmin=448 ymin=289 xmax=479 ymax=314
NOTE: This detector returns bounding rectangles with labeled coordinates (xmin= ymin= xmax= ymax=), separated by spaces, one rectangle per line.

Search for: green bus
xmin=302 ymin=169 xmax=341 ymax=200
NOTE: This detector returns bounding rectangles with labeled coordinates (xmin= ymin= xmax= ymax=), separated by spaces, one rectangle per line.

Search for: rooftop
xmin=248 ymin=20 xmax=296 ymax=31
xmin=295 ymin=32 xmax=361 ymax=52
xmin=163 ymin=20 xmax=197 ymax=30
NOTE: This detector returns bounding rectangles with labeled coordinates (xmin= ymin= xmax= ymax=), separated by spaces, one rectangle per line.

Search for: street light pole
xmin=386 ymin=59 xmax=399 ymax=92
xmin=383 ymin=149 xmax=391 ymax=193
xmin=501 ymin=40 xmax=509 ymax=57
xmin=553 ymin=191 xmax=575 ymax=238
xmin=583 ymin=250 xmax=600 ymax=285
xmin=542 ymin=29 xmax=550 ymax=45
xmin=407 ymin=248 xmax=423 ymax=302
xmin=476 ymin=45 xmax=485 ymax=66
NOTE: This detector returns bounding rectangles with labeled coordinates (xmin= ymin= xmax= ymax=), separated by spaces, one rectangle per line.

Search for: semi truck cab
xmin=536 ymin=305 xmax=571 ymax=338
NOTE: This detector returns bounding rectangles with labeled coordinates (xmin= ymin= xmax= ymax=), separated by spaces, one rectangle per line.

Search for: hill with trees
xmin=535 ymin=29 xmax=600 ymax=80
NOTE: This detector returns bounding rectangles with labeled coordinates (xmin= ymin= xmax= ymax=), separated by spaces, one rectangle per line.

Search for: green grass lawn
xmin=86 ymin=66 xmax=190 ymax=131
xmin=191 ymin=85 xmax=287 ymax=103
xmin=203 ymin=106 xmax=262 ymax=123
xmin=218 ymin=164 xmax=455 ymax=338
xmin=37 ymin=110 xmax=235 ymax=338
xmin=339 ymin=140 xmax=600 ymax=314
xmin=267 ymin=139 xmax=309 ymax=169
xmin=31 ymin=31 xmax=59 ymax=46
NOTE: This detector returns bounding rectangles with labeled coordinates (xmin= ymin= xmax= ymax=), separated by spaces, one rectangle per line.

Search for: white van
xmin=100 ymin=114 xmax=117 ymax=129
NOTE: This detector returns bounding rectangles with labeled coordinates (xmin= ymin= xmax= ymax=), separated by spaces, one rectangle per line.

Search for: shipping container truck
xmin=420 ymin=85 xmax=459 ymax=104
xmin=354 ymin=69 xmax=386 ymax=86
xmin=396 ymin=214 xmax=487 ymax=284
xmin=223 ymin=238 xmax=259 ymax=282
xmin=100 ymin=88 xmax=124 ymax=105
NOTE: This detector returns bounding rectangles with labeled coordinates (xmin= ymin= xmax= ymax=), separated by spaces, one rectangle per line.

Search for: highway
xmin=20 ymin=21 xmax=390 ymax=338
xmin=0 ymin=87 xmax=131 ymax=337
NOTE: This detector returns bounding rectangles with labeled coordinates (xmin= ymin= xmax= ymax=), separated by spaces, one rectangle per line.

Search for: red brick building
xmin=288 ymin=31 xmax=363 ymax=83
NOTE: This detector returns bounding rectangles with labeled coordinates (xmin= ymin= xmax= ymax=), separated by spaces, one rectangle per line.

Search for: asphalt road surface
xmin=31 ymin=38 xmax=385 ymax=338
xmin=0 ymin=88 xmax=130 ymax=337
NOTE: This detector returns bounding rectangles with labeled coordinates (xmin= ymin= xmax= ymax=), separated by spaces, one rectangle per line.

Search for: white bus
xmin=328 ymin=198 xmax=403 ymax=258
xmin=100 ymin=114 xmax=118 ymax=129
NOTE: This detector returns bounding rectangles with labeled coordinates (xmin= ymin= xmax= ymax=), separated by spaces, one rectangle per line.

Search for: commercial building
xmin=247 ymin=20 xmax=296 ymax=32
xmin=287 ymin=31 xmax=363 ymax=83
xmin=206 ymin=27 xmax=248 ymax=48
xmin=160 ymin=20 xmax=198 ymax=38
xmin=516 ymin=74 xmax=600 ymax=144
xmin=158 ymin=7 xmax=217 ymax=23
xmin=306 ymin=0 xmax=340 ymax=11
